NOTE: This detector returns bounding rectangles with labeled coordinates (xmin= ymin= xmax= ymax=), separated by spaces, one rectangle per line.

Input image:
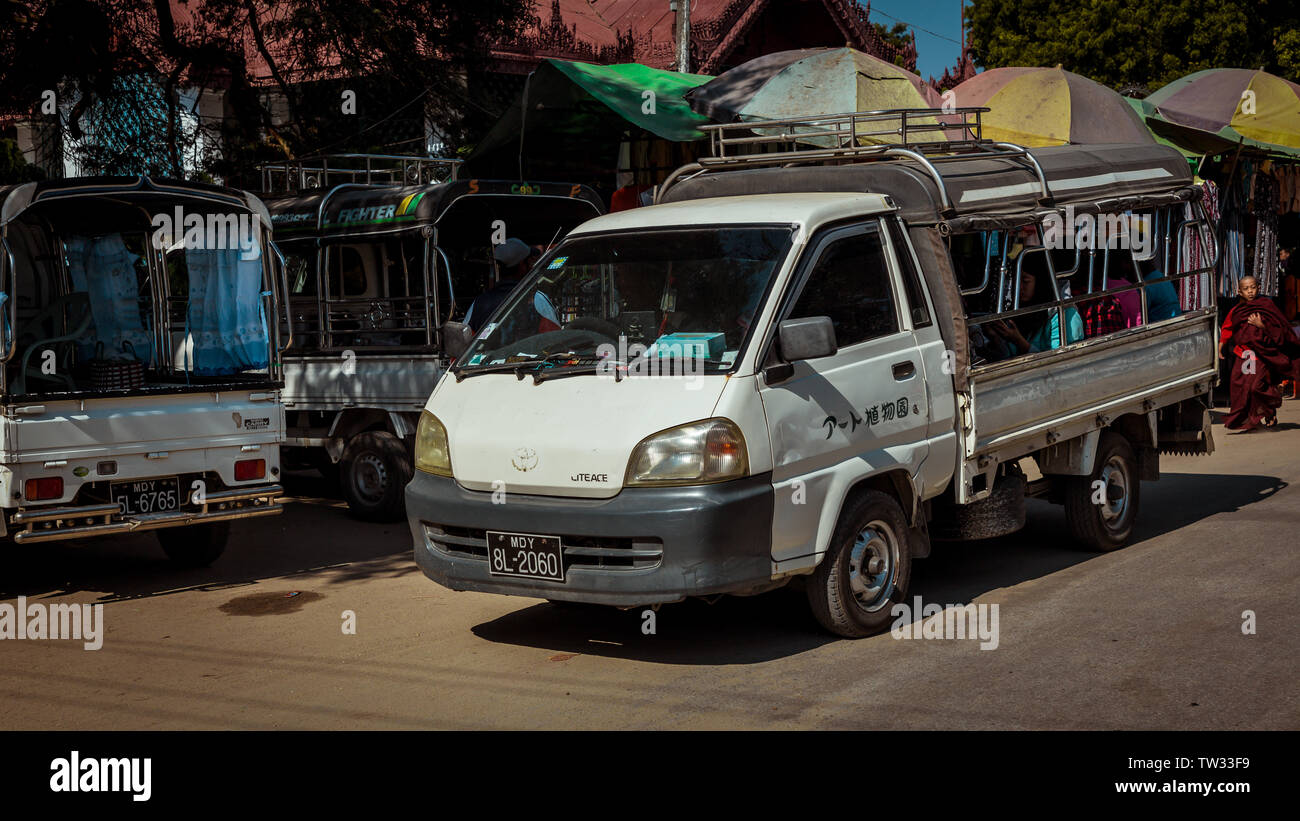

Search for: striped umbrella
xmin=949 ymin=66 xmax=1154 ymax=147
xmin=1143 ymin=68 xmax=1300 ymax=156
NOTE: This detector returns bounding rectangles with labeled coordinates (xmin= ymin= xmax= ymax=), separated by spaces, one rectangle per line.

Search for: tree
xmin=0 ymin=137 xmax=45 ymax=183
xmin=871 ymin=21 xmax=913 ymax=69
xmin=967 ymin=0 xmax=1299 ymax=90
xmin=0 ymin=1 xmax=537 ymax=184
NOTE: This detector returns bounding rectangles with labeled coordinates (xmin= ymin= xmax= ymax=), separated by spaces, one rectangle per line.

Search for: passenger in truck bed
xmin=985 ymin=265 xmax=1083 ymax=355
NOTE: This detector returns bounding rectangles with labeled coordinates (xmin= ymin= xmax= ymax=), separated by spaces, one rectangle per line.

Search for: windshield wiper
xmin=454 ymin=351 xmax=580 ymax=382
xmin=529 ymin=356 xmax=731 ymax=385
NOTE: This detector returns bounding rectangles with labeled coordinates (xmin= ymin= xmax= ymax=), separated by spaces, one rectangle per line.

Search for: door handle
xmin=891 ymin=361 xmax=916 ymax=380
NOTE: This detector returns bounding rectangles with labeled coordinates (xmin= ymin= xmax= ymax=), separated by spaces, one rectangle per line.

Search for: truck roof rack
xmin=659 ymin=107 xmax=1053 ymax=214
xmin=259 ymin=153 xmax=461 ymax=195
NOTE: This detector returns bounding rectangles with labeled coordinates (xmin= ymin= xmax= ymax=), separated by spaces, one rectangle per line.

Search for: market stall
xmin=464 ymin=59 xmax=713 ymax=207
xmin=1143 ymin=68 xmax=1300 ymax=315
xmin=1141 ymin=67 xmax=1300 ymax=396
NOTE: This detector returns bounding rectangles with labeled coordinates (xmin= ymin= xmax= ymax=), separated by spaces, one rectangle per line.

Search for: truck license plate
xmin=486 ymin=531 xmax=565 ymax=582
xmin=112 ymin=477 xmax=181 ymax=515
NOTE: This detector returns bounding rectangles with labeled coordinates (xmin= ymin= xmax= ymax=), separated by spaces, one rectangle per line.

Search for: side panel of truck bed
xmin=966 ymin=310 xmax=1217 ymax=464
xmin=282 ymin=355 xmax=441 ymax=412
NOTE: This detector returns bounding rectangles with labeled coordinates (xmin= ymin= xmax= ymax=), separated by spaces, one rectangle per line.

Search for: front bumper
xmin=8 ymin=484 xmax=284 ymax=544
xmin=407 ymin=471 xmax=775 ymax=607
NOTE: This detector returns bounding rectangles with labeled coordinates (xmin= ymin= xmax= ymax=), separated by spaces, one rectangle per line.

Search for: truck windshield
xmin=457 ymin=226 xmax=794 ymax=374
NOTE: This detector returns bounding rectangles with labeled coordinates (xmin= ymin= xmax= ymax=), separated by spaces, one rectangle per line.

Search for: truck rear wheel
xmin=806 ymin=490 xmax=911 ymax=638
xmin=1064 ymin=431 xmax=1140 ymax=551
xmin=340 ymin=430 xmax=412 ymax=522
xmin=157 ymin=522 xmax=230 ymax=567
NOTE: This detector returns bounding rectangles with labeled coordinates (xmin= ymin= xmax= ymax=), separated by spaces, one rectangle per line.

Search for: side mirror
xmin=441 ymin=321 xmax=473 ymax=359
xmin=777 ymin=316 xmax=837 ymax=362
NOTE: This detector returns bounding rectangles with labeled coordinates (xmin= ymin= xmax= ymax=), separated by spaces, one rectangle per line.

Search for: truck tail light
xmin=25 ymin=477 xmax=63 ymax=501
xmin=235 ymin=459 xmax=266 ymax=481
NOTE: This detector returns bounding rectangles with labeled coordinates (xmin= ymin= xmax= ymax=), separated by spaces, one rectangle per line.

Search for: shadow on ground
xmin=471 ymin=471 xmax=1286 ymax=665
xmin=0 ymin=470 xmax=416 ymax=603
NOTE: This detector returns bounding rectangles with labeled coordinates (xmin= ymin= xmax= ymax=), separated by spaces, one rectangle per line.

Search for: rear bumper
xmin=8 ymin=485 xmax=284 ymax=544
xmin=407 ymin=471 xmax=775 ymax=607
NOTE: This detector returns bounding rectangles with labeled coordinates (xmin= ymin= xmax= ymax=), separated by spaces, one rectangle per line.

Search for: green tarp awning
xmin=465 ymin=60 xmax=713 ymax=186
xmin=546 ymin=60 xmax=714 ymax=142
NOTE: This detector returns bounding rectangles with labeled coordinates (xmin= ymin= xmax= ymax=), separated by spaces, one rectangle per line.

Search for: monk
xmin=1219 ymin=276 xmax=1300 ymax=431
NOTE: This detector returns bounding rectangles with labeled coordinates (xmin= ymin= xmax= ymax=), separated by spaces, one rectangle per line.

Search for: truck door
xmin=758 ymin=220 xmax=931 ymax=569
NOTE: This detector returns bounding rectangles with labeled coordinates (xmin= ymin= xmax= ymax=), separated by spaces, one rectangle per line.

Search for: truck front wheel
xmin=1064 ymin=431 xmax=1140 ymax=551
xmin=340 ymin=430 xmax=412 ymax=521
xmin=807 ymin=490 xmax=911 ymax=638
xmin=157 ymin=522 xmax=230 ymax=567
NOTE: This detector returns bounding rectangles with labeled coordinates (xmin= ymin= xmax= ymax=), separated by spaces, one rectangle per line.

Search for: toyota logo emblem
xmin=512 ymin=448 xmax=538 ymax=472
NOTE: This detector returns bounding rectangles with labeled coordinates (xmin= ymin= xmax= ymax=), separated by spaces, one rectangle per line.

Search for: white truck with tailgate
xmin=0 ymin=177 xmax=287 ymax=564
xmin=406 ymin=110 xmax=1218 ymax=636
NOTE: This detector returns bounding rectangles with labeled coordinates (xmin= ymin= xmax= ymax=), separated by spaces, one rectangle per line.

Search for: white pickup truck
xmin=406 ymin=110 xmax=1218 ymax=636
xmin=0 ymin=177 xmax=287 ymax=564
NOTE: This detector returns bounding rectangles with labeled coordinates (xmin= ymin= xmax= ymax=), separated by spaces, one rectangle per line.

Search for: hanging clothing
xmin=1219 ymin=179 xmax=1247 ymax=298
xmin=1179 ymin=184 xmax=1217 ymax=311
xmin=1251 ymin=171 xmax=1280 ymax=296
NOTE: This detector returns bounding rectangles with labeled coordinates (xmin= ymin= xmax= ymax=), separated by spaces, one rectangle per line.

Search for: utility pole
xmin=671 ymin=0 xmax=691 ymax=73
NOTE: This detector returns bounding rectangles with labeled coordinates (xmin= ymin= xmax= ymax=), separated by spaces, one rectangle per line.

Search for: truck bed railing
xmin=260 ymin=154 xmax=461 ymax=194
xmin=656 ymin=107 xmax=1053 ymax=213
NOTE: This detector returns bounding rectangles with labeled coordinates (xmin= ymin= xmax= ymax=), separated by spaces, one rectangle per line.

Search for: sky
xmin=861 ymin=0 xmax=969 ymax=81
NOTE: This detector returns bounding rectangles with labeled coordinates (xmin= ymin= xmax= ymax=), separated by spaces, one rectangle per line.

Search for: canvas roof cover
xmin=661 ymin=143 xmax=1195 ymax=227
xmin=265 ymin=178 xmax=604 ymax=238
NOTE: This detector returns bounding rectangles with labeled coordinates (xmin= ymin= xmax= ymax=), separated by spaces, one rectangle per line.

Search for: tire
xmin=339 ymin=430 xmax=412 ymax=521
xmin=806 ymin=490 xmax=912 ymax=638
xmin=157 ymin=522 xmax=230 ymax=567
xmin=1064 ymin=431 xmax=1140 ymax=551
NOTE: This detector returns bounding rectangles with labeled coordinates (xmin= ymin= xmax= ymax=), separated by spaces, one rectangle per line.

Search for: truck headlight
xmin=624 ymin=418 xmax=748 ymax=487
xmin=414 ymin=411 xmax=453 ymax=476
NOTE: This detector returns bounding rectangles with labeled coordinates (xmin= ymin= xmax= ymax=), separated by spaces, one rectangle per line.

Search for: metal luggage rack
xmin=259 ymin=153 xmax=462 ymax=194
xmin=658 ymin=107 xmax=1053 ymax=214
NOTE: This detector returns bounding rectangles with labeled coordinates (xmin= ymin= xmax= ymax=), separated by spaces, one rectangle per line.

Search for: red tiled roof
xmin=495 ymin=0 xmax=917 ymax=74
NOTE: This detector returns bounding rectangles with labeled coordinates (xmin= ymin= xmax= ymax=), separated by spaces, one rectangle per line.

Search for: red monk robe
xmin=1219 ymin=296 xmax=1300 ymax=430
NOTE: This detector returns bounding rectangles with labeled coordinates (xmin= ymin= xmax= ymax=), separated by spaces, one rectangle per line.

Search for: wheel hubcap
xmin=352 ymin=453 xmax=389 ymax=504
xmin=1098 ymin=456 xmax=1130 ymax=529
xmin=847 ymin=519 xmax=898 ymax=613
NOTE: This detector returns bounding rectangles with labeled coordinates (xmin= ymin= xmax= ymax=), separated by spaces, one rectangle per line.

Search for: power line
xmin=301 ymin=87 xmax=430 ymax=155
xmin=868 ymin=5 xmax=963 ymax=46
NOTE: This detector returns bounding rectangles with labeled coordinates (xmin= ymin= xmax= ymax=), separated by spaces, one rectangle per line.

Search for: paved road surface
xmin=1 ymin=402 xmax=1297 ymax=730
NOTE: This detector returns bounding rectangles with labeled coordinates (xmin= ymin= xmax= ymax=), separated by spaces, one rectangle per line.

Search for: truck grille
xmin=421 ymin=523 xmax=663 ymax=570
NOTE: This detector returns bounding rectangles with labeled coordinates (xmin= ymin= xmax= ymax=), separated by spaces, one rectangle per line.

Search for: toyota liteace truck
xmin=406 ymin=110 xmax=1218 ymax=636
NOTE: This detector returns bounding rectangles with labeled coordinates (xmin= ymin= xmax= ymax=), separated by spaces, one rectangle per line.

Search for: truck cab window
xmin=789 ymin=225 xmax=899 ymax=348
xmin=328 ymin=246 xmax=368 ymax=298
xmin=887 ymin=219 xmax=932 ymax=328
